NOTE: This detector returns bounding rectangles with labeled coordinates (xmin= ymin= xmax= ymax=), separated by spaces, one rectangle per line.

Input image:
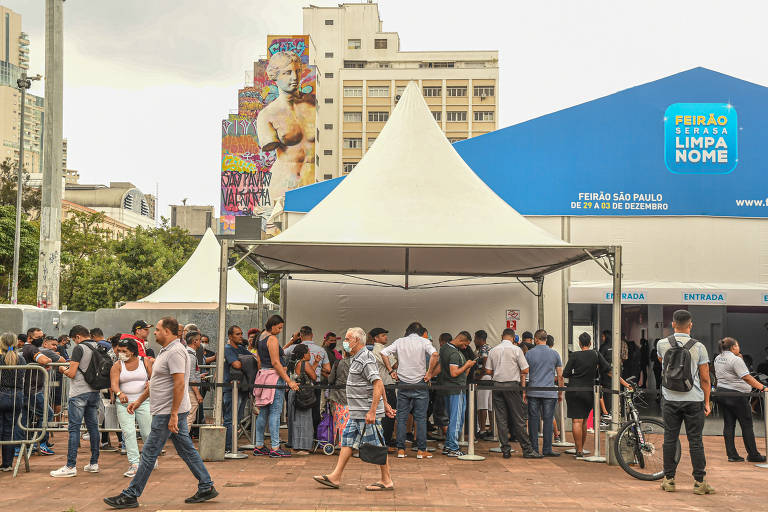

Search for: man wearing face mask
xmin=313 ymin=327 xmax=396 ymax=491
xmin=21 ymin=328 xmax=59 ymax=456
xmin=223 ymin=326 xmax=251 ymax=453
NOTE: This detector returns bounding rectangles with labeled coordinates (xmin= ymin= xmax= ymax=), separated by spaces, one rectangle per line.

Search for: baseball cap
xmin=369 ymin=327 xmax=388 ymax=338
xmin=132 ymin=320 xmax=153 ymax=333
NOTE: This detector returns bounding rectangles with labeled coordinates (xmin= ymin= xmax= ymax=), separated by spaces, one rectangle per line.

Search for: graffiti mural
xmin=220 ymin=35 xmax=316 ymax=234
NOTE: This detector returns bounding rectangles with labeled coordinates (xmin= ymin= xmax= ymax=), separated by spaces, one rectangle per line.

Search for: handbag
xmin=293 ymin=360 xmax=317 ymax=410
xmin=358 ymin=423 xmax=388 ymax=465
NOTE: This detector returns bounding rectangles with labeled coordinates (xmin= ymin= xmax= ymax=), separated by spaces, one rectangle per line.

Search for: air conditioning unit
xmin=395 ymin=94 xmax=401 ymax=103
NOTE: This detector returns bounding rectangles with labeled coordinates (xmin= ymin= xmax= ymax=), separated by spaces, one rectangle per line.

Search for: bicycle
xmin=613 ymin=382 xmax=680 ymax=480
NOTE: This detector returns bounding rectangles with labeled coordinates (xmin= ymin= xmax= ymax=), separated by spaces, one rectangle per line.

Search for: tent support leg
xmin=404 ymin=248 xmax=409 ymax=290
xmin=257 ymin=272 xmax=265 ymax=330
xmin=280 ymin=274 xmax=288 ymax=345
xmin=609 ymin=245 xmax=622 ymax=463
xmin=214 ymin=238 xmax=229 ymax=427
xmin=536 ymin=276 xmax=544 ymax=330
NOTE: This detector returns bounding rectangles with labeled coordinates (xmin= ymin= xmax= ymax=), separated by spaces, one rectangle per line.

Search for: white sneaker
xmin=50 ymin=466 xmax=77 ymax=478
xmin=123 ymin=464 xmax=138 ymax=478
xmin=154 ymin=460 xmax=159 ymax=469
xmin=83 ymin=463 xmax=99 ymax=473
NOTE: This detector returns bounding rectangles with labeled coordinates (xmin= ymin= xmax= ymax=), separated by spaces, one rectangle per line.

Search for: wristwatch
xmin=115 ymin=391 xmax=122 ymax=397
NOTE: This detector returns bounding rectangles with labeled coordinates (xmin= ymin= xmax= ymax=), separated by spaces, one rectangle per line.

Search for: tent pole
xmin=257 ymin=272 xmax=265 ymax=329
xmin=404 ymin=248 xmax=409 ymax=290
xmin=610 ymin=246 xmax=622 ymax=433
xmin=280 ymin=274 xmax=288 ymax=346
xmin=536 ymin=276 xmax=544 ymax=330
xmin=554 ymin=216 xmax=574 ymax=448
xmin=213 ymin=238 xmax=229 ymax=427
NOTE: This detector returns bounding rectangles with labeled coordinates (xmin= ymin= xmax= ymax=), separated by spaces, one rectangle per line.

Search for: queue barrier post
xmin=458 ymin=383 xmax=485 ymax=461
xmin=758 ymin=389 xmax=768 ymax=469
xmin=224 ymin=382 xmax=247 ymax=459
xmin=553 ymin=397 xmax=575 ymax=448
xmin=583 ymin=385 xmax=606 ymax=463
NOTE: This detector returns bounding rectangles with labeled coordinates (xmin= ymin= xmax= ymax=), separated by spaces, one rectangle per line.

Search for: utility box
xmin=198 ymin=425 xmax=226 ymax=461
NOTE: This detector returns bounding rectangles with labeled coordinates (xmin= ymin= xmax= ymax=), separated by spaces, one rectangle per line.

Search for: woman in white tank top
xmin=110 ymin=338 xmax=153 ymax=477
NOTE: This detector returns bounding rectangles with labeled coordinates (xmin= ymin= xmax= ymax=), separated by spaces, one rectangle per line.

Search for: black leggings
xmin=716 ymin=387 xmax=760 ymax=459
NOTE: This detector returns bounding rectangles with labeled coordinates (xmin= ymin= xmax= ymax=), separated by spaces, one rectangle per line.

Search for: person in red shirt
xmin=120 ymin=320 xmax=153 ymax=358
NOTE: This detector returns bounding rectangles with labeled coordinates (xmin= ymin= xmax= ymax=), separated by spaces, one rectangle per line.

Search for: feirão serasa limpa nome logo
xmin=664 ymin=103 xmax=738 ymax=174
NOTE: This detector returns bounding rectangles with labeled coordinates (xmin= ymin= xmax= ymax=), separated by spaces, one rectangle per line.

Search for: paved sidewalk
xmin=1 ymin=435 xmax=765 ymax=512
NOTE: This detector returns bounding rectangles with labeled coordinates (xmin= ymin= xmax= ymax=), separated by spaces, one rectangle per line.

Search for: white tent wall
xmin=285 ymin=275 xmax=538 ymax=349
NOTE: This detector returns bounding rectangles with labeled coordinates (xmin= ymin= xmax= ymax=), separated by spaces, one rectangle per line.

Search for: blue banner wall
xmin=456 ymin=67 xmax=768 ymax=217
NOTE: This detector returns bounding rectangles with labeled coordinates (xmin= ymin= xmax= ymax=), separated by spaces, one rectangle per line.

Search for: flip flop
xmin=313 ymin=475 xmax=340 ymax=489
xmin=366 ymin=483 xmax=395 ymax=491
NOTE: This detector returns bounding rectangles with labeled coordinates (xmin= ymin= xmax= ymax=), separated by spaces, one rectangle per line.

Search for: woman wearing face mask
xmin=110 ymin=339 xmax=153 ymax=477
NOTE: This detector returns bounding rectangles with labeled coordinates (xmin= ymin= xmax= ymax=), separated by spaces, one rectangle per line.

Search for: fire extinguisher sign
xmin=506 ymin=309 xmax=520 ymax=331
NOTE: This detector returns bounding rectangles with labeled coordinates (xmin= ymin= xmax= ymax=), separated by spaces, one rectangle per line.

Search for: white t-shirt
xmin=656 ymin=334 xmax=709 ymax=402
xmin=714 ymin=351 xmax=751 ymax=393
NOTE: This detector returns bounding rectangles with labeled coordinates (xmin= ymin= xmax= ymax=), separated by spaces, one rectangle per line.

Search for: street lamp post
xmin=11 ymin=72 xmax=41 ymax=305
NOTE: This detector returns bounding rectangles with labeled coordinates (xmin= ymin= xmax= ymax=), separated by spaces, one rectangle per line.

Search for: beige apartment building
xmin=303 ymin=2 xmax=498 ymax=180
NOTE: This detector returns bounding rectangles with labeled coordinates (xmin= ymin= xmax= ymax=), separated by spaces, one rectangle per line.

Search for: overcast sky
xmin=5 ymin=0 xmax=768 ymax=219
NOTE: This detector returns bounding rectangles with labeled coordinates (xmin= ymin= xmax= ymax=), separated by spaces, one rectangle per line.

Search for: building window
xmin=343 ymin=86 xmax=362 ymax=97
xmin=368 ymin=111 xmax=389 ymax=122
xmin=324 ymin=123 xmax=333 ymax=129
xmin=368 ymin=137 xmax=377 ymax=147
xmin=374 ymin=39 xmax=388 ymax=49
xmin=324 ymin=19 xmax=334 ymax=25
xmin=323 ymin=174 xmax=333 ymax=180
xmin=324 ymin=98 xmax=334 ymax=104
xmin=432 ymin=111 xmax=442 ymax=121
xmin=343 ymin=138 xmax=362 ymax=149
xmin=368 ymin=86 xmax=389 ymax=97
xmin=474 ymin=85 xmax=495 ymax=97
xmin=422 ymin=61 xmax=455 ymax=68
xmin=325 ymin=51 xmax=334 ymax=58
xmin=347 ymin=39 xmax=361 ymax=49
xmin=343 ymin=111 xmax=362 ymax=122
xmin=325 ymin=72 xmax=334 ymax=79
xmin=474 ymin=111 xmax=494 ymax=122
xmin=123 ymin=194 xmax=134 ymax=210
xmin=423 ymin=86 xmax=441 ymax=97
xmin=344 ymin=60 xmax=365 ymax=69
xmin=171 ymin=208 xmax=177 ymax=227
xmin=446 ymin=86 xmax=467 ymax=97
xmin=377 ymin=62 xmax=391 ymax=69
xmin=205 ymin=211 xmax=212 ymax=229
xmin=396 ymin=86 xmax=406 ymax=95
xmin=323 ymin=149 xmax=333 ymax=156
xmin=446 ymin=111 xmax=467 ymax=122
xmin=343 ymin=162 xmax=357 ymax=173
xmin=449 ymin=137 xmax=466 ymax=143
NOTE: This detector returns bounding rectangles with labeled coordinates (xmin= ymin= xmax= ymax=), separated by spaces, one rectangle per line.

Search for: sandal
xmin=313 ymin=475 xmax=340 ymax=489
xmin=366 ymin=482 xmax=395 ymax=491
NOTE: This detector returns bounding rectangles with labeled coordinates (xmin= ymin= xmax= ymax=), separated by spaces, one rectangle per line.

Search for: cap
xmin=369 ymin=327 xmax=388 ymax=338
xmin=132 ymin=320 xmax=152 ymax=333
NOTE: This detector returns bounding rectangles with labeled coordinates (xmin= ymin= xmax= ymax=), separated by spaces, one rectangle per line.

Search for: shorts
xmin=566 ymin=391 xmax=593 ymax=419
xmin=477 ymin=376 xmax=493 ymax=411
xmin=340 ymin=418 xmax=384 ymax=449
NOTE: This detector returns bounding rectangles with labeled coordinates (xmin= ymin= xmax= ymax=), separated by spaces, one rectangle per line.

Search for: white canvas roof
xmin=138 ymin=229 xmax=272 ymax=305
xmin=240 ymin=82 xmax=609 ymax=277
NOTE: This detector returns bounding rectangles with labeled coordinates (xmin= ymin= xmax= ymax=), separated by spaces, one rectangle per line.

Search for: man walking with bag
xmin=656 ymin=310 xmax=715 ymax=495
xmin=313 ymin=327 xmax=395 ymax=491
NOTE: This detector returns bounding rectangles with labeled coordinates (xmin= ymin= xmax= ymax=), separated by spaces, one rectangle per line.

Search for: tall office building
xmin=303 ymin=2 xmax=498 ymax=180
xmin=0 ymin=5 xmax=66 ymax=178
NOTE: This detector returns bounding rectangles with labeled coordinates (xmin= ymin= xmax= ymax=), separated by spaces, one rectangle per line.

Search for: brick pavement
xmin=1 ymin=434 xmax=766 ymax=512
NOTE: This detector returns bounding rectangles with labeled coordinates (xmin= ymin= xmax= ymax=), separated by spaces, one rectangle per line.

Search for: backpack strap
xmin=77 ymin=342 xmax=96 ymax=376
xmin=682 ymin=339 xmax=697 ymax=351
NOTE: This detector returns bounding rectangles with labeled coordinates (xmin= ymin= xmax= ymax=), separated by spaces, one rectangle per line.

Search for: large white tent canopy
xmin=237 ymin=82 xmax=610 ymax=278
xmin=129 ymin=228 xmax=272 ymax=307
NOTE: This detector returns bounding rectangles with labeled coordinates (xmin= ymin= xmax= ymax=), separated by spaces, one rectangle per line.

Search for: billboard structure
xmin=220 ymin=35 xmax=316 ymax=234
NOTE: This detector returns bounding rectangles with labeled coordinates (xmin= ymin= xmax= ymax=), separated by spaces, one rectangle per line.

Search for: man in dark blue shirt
xmin=223 ymin=325 xmax=251 ymax=452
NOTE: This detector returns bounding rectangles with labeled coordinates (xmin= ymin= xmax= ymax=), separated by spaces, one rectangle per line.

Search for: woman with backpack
xmin=713 ymin=337 xmax=766 ymax=463
xmin=286 ymin=343 xmax=322 ymax=455
xmin=110 ymin=339 xmax=153 ymax=477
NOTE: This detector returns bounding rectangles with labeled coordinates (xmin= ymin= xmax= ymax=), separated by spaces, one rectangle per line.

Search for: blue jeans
xmin=527 ymin=396 xmax=557 ymax=454
xmin=396 ymin=387 xmax=429 ymax=451
xmin=222 ymin=389 xmax=247 ymax=451
xmin=67 ymin=391 xmax=101 ymax=468
xmin=21 ymin=391 xmax=53 ymax=445
xmin=253 ymin=379 xmax=285 ymax=450
xmin=0 ymin=390 xmax=24 ymax=467
xmin=445 ymin=393 xmax=466 ymax=451
xmin=123 ymin=412 xmax=213 ymax=498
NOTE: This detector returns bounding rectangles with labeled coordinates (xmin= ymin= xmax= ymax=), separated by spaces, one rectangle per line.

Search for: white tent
xmin=238 ymin=82 xmax=609 ymax=278
xmin=123 ymin=228 xmax=272 ymax=308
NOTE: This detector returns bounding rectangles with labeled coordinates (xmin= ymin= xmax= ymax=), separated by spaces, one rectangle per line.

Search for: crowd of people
xmin=0 ymin=310 xmax=766 ymax=502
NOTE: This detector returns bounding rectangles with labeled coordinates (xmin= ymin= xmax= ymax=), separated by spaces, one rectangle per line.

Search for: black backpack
xmin=78 ymin=342 xmax=113 ymax=390
xmin=293 ymin=361 xmax=317 ymax=410
xmin=661 ymin=335 xmax=697 ymax=392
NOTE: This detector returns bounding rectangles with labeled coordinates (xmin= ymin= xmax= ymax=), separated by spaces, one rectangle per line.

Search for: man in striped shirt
xmin=313 ymin=327 xmax=395 ymax=491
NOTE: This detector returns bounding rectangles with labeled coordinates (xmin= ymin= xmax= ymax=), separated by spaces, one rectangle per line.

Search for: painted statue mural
xmin=220 ymin=35 xmax=316 ymax=234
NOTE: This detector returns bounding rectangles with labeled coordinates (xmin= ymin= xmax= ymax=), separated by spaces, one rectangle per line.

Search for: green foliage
xmin=0 ymin=158 xmax=41 ymax=217
xmin=0 ymin=205 xmax=39 ymax=302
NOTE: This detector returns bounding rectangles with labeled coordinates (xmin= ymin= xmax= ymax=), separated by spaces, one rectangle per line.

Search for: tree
xmin=0 ymin=158 xmax=41 ymax=218
xmin=0 ymin=205 xmax=39 ymax=304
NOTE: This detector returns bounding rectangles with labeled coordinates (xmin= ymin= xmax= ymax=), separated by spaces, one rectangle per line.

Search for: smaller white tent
xmin=121 ymin=228 xmax=271 ymax=309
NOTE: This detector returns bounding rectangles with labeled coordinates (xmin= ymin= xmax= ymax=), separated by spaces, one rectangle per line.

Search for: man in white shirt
xmin=380 ymin=321 xmax=439 ymax=459
xmin=486 ymin=328 xmax=540 ymax=459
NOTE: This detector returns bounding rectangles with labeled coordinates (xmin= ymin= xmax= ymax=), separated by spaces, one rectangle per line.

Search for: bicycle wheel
xmin=614 ymin=418 xmax=674 ymax=481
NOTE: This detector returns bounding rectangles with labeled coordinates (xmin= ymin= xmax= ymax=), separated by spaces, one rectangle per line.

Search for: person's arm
xmin=328 ymin=359 xmax=338 ymax=385
xmin=450 ymin=358 xmax=476 ymax=377
xmin=563 ymin=357 xmax=574 ymax=379
xmin=168 ymin=372 xmax=186 ymax=433
xmin=228 ymin=346 xmax=243 ymax=370
xmin=321 ymin=350 xmax=331 ymax=378
xmin=303 ymin=360 xmax=318 ymax=382
xmin=268 ymin=335 xmax=298 ymax=391
xmin=743 ymin=373 xmax=767 ymax=391
xmin=34 ymin=352 xmax=52 ymax=366
xmin=556 ymin=365 xmax=564 ymax=402
xmin=205 ymin=352 xmax=216 ymax=364
xmin=110 ymin=362 xmax=128 ymax=404
xmin=126 ymin=386 xmax=150 ymax=414
xmin=699 ymin=363 xmax=711 ymax=416
xmin=424 ymin=351 xmax=439 ymax=382
xmin=380 ymin=342 xmax=397 ymax=377
xmin=59 ymin=346 xmax=83 ymax=378
xmin=366 ymin=378 xmax=385 ymax=424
